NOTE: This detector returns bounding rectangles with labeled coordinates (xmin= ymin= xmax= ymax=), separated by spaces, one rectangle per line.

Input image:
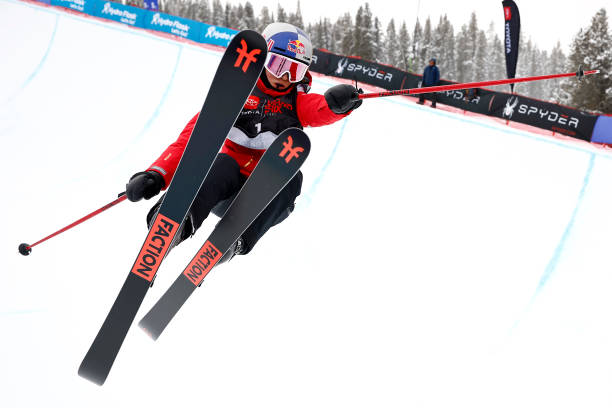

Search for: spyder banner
xmin=311 ymin=49 xmax=411 ymax=91
xmin=310 ymin=48 xmax=599 ymax=141
xmin=489 ymin=94 xmax=598 ymax=141
xmin=502 ymin=0 xmax=521 ymax=92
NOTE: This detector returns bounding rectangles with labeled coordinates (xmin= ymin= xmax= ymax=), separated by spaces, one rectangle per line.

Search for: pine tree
xmin=399 ymin=21 xmax=412 ymax=71
xmin=193 ymin=0 xmax=211 ymax=23
xmin=464 ymin=12 xmax=479 ymax=82
xmin=361 ymin=3 xmax=375 ymax=61
xmin=257 ymin=6 xmax=273 ymax=32
xmin=531 ymin=47 xmax=547 ymax=99
xmin=513 ymin=31 xmax=530 ymax=94
xmin=276 ymin=4 xmax=287 ymax=23
xmin=385 ymin=19 xmax=401 ymax=67
xmin=322 ymin=18 xmax=333 ymax=50
xmin=223 ymin=3 xmax=231 ymax=27
xmin=412 ymin=18 xmax=423 ymax=71
xmin=431 ymin=17 xmax=444 ymax=71
xmin=242 ymin=2 xmax=256 ymax=29
xmin=329 ymin=18 xmax=342 ymax=53
xmin=289 ymin=0 xmax=304 ymax=28
xmin=211 ymin=0 xmax=223 ymax=26
xmin=420 ymin=17 xmax=433 ymax=68
xmin=348 ymin=3 xmax=376 ymax=61
xmin=352 ymin=6 xmax=364 ymax=57
xmin=455 ymin=24 xmax=470 ymax=82
xmin=485 ymin=22 xmax=505 ymax=87
xmin=235 ymin=4 xmax=247 ymax=30
xmin=549 ymin=41 xmax=567 ymax=102
xmin=473 ymin=30 xmax=487 ymax=82
xmin=338 ymin=13 xmax=354 ymax=56
xmin=434 ymin=15 xmax=455 ymax=80
xmin=306 ymin=21 xmax=319 ymax=50
xmin=564 ymin=8 xmax=612 ymax=112
xmin=373 ymin=17 xmax=384 ymax=62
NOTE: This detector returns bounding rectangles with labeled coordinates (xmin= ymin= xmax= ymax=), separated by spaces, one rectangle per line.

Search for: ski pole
xmin=358 ymin=68 xmax=600 ymax=100
xmin=18 ymin=193 xmax=127 ymax=256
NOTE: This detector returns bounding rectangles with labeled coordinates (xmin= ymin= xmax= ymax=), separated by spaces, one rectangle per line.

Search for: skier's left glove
xmin=125 ymin=170 xmax=165 ymax=202
xmin=324 ymin=84 xmax=363 ymax=114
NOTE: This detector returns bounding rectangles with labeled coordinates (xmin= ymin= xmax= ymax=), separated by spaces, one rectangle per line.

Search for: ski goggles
xmin=264 ymin=53 xmax=309 ymax=83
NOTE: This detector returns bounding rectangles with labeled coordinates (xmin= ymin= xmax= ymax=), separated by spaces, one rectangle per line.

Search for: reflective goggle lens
xmin=265 ymin=53 xmax=309 ymax=83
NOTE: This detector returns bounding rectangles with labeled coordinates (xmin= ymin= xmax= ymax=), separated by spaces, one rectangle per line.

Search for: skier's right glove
xmin=324 ymin=84 xmax=363 ymax=114
xmin=125 ymin=170 xmax=165 ymax=202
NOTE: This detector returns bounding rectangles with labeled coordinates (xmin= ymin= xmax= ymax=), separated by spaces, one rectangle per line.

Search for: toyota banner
xmin=502 ymin=0 xmax=521 ymax=93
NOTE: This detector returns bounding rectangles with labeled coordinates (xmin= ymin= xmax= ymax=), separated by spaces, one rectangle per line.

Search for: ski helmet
xmin=262 ymin=22 xmax=312 ymax=82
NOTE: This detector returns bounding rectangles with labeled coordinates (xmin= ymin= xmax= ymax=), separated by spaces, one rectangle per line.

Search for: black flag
xmin=502 ymin=0 xmax=520 ymax=93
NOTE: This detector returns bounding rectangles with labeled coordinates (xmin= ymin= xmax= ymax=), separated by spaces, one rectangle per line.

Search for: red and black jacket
xmin=148 ymin=72 xmax=350 ymax=185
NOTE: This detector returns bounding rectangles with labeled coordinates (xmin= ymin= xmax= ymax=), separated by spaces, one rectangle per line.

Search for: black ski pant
xmin=418 ymin=91 xmax=437 ymax=105
xmin=147 ymin=153 xmax=302 ymax=255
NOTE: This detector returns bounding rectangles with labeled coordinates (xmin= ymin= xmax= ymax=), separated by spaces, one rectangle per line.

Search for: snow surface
xmin=2 ymin=1 xmax=612 ymax=407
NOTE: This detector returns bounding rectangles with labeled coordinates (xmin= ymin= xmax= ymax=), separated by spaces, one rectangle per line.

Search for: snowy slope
xmin=2 ymin=1 xmax=612 ymax=407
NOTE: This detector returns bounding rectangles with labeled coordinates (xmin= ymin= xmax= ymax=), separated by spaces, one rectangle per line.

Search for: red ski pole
xmin=18 ymin=193 xmax=127 ymax=256
xmin=358 ymin=68 xmax=600 ymax=100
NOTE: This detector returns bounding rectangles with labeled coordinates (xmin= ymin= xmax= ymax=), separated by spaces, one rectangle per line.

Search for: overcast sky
xmin=226 ymin=0 xmax=609 ymax=53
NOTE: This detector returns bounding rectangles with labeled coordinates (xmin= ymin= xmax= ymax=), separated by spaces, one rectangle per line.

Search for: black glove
xmin=126 ymin=171 xmax=165 ymax=202
xmin=324 ymin=84 xmax=363 ymax=114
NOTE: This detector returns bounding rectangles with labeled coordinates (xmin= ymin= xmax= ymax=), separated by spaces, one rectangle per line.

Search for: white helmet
xmin=262 ymin=22 xmax=313 ymax=66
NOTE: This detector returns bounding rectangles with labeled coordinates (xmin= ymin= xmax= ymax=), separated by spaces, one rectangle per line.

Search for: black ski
xmin=138 ymin=128 xmax=310 ymax=340
xmin=78 ymin=30 xmax=267 ymax=386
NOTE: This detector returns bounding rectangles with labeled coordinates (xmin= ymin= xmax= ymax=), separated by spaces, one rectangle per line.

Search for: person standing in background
xmin=417 ymin=58 xmax=440 ymax=108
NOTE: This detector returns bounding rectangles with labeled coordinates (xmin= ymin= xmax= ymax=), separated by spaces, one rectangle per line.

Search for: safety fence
xmin=31 ymin=0 xmax=611 ymax=143
xmin=310 ymin=49 xmax=611 ymax=144
xmin=34 ymin=0 xmax=238 ymax=47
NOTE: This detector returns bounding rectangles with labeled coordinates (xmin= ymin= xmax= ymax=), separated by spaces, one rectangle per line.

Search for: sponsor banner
xmin=35 ymin=0 xmax=52 ymax=4
xmin=489 ymin=94 xmax=597 ymax=141
xmin=434 ymin=81 xmax=495 ymax=115
xmin=311 ymin=49 xmax=494 ymax=115
xmin=142 ymin=0 xmax=158 ymax=11
xmin=312 ymin=49 xmax=406 ymax=90
xmin=585 ymin=115 xmax=612 ymax=144
xmin=310 ymin=48 xmax=599 ymax=141
xmin=502 ymin=0 xmax=521 ymax=91
xmin=93 ymin=1 xmax=144 ymax=27
xmin=145 ymin=11 xmax=201 ymax=41
xmin=199 ymin=23 xmax=238 ymax=47
xmin=51 ymin=0 xmax=95 ymax=14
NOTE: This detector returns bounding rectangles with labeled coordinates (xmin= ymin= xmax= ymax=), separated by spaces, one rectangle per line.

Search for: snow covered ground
xmin=2 ymin=1 xmax=612 ymax=407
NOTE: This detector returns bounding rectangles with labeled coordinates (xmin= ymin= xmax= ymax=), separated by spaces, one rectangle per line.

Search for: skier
xmin=417 ymin=58 xmax=440 ymax=108
xmin=124 ymin=22 xmax=363 ymax=262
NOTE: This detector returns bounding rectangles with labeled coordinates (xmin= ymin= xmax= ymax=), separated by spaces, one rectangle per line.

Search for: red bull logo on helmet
xmin=287 ymin=40 xmax=306 ymax=55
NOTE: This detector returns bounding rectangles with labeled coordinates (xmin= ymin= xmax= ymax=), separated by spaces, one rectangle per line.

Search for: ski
xmin=138 ymin=128 xmax=310 ymax=340
xmin=78 ymin=30 xmax=267 ymax=386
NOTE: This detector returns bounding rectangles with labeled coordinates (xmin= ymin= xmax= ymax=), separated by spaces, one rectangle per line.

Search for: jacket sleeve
xmin=296 ymin=92 xmax=349 ymax=128
xmin=147 ymin=113 xmax=199 ymax=189
xmin=434 ymin=67 xmax=440 ymax=85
